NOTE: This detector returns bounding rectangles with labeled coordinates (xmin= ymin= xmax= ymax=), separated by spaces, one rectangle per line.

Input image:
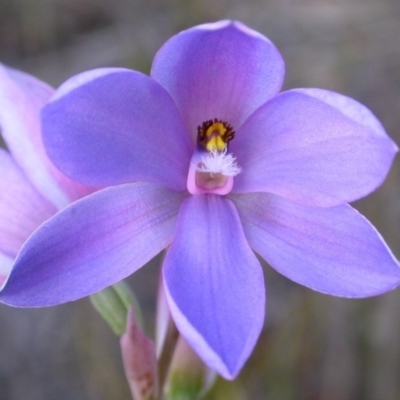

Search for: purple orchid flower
xmin=1 ymin=20 xmax=400 ymax=379
xmin=0 ymin=64 xmax=92 ymax=286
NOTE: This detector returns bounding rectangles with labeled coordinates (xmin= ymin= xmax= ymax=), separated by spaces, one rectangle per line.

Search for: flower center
xmin=187 ymin=118 xmax=241 ymax=195
xmin=197 ymin=119 xmax=235 ymax=152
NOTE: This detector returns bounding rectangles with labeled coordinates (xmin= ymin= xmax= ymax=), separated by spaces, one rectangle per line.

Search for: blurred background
xmin=0 ymin=0 xmax=400 ymax=399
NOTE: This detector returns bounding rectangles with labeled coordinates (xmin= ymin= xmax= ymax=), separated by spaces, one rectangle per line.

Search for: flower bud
xmin=165 ymin=337 xmax=217 ymax=400
xmin=121 ymin=308 xmax=158 ymax=400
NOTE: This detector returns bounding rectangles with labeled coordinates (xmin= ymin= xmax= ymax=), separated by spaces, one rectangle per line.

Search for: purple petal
xmin=293 ymin=88 xmax=390 ymax=138
xmin=0 ymin=149 xmax=56 ymax=258
xmin=0 ymin=64 xmax=92 ymax=209
xmin=121 ymin=308 xmax=158 ymax=400
xmin=163 ymin=195 xmax=265 ymax=379
xmin=231 ymin=192 xmax=400 ymax=297
xmin=231 ymin=90 xmax=397 ymax=206
xmin=151 ymin=20 xmax=284 ymax=138
xmin=42 ymin=69 xmax=192 ymax=190
xmin=0 ymin=183 xmax=185 ymax=307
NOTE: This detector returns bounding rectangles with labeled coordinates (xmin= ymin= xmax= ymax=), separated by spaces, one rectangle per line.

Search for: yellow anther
xmin=205 ymin=122 xmax=227 ymax=138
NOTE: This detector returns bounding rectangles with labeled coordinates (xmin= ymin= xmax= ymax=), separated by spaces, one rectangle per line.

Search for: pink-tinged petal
xmin=0 ymin=64 xmax=92 ymax=209
xmin=231 ymin=90 xmax=397 ymax=206
xmin=231 ymin=192 xmax=400 ymax=297
xmin=42 ymin=69 xmax=192 ymax=190
xmin=0 ymin=183 xmax=185 ymax=307
xmin=0 ymin=149 xmax=56 ymax=258
xmin=163 ymin=195 xmax=265 ymax=379
xmin=121 ymin=308 xmax=158 ymax=400
xmin=0 ymin=252 xmax=13 ymax=286
xmin=151 ymin=20 xmax=284 ymax=138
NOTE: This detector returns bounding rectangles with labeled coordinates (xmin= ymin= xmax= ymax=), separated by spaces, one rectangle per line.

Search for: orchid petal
xmin=293 ymin=88 xmax=390 ymax=138
xmin=151 ymin=20 xmax=284 ymax=138
xmin=231 ymin=90 xmax=397 ymax=206
xmin=0 ymin=183 xmax=185 ymax=306
xmin=0 ymin=64 xmax=92 ymax=209
xmin=42 ymin=69 xmax=192 ymax=190
xmin=231 ymin=192 xmax=400 ymax=297
xmin=0 ymin=149 xmax=56 ymax=258
xmin=163 ymin=195 xmax=265 ymax=379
